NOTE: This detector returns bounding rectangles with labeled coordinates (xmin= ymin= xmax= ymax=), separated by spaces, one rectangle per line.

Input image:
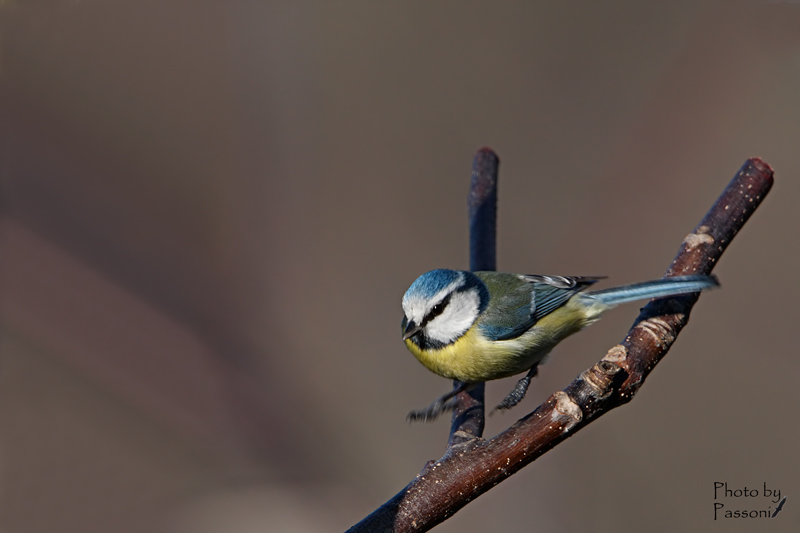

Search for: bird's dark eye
xmin=421 ymin=293 xmax=451 ymax=327
xmin=428 ymin=297 xmax=449 ymax=320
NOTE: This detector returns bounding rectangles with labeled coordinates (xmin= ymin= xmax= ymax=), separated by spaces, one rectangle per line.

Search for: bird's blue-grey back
xmin=473 ymin=273 xmax=600 ymax=341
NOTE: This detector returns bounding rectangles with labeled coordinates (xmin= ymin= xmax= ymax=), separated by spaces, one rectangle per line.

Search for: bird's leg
xmin=491 ymin=365 xmax=539 ymax=414
xmin=407 ymin=381 xmax=476 ymax=423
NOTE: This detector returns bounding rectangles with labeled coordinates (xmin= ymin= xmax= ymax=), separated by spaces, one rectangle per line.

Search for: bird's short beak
xmin=403 ymin=320 xmax=422 ymax=341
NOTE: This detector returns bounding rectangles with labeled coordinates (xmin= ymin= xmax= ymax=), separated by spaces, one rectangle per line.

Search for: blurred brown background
xmin=1 ymin=2 xmax=799 ymax=532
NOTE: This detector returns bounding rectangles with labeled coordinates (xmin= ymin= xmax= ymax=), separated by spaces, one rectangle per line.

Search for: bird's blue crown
xmin=403 ymin=269 xmax=489 ymax=315
xmin=404 ymin=269 xmax=464 ymax=300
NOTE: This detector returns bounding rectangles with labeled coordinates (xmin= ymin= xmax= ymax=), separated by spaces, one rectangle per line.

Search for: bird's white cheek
xmin=425 ymin=290 xmax=479 ymax=344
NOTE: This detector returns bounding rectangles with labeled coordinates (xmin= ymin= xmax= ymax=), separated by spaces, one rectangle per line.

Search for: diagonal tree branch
xmin=347 ymin=157 xmax=773 ymax=533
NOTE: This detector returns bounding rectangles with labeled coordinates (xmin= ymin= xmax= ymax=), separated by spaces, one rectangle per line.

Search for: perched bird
xmin=401 ymin=269 xmax=718 ymax=421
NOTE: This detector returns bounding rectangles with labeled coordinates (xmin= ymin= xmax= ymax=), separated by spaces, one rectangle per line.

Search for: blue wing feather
xmin=476 ymin=273 xmax=603 ymax=341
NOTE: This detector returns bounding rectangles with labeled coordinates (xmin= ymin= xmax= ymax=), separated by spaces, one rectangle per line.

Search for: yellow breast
xmin=404 ymin=300 xmax=593 ymax=383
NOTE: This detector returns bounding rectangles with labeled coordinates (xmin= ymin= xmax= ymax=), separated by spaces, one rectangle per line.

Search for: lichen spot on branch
xmin=551 ymin=391 xmax=582 ymax=431
xmin=603 ymin=344 xmax=627 ymax=363
xmin=683 ymin=227 xmax=714 ymax=250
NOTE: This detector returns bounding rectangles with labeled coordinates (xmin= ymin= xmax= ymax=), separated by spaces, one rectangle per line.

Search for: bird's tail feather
xmin=587 ymin=275 xmax=719 ymax=307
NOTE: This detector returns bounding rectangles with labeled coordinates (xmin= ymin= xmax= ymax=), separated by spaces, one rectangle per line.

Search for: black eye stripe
xmin=421 ymin=292 xmax=452 ymax=327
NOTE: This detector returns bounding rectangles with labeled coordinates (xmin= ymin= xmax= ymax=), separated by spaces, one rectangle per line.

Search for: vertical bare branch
xmin=448 ymin=148 xmax=499 ymax=446
xmin=468 ymin=148 xmax=499 ymax=272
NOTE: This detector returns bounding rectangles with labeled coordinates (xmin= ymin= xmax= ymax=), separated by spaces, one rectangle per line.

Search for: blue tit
xmin=401 ymin=269 xmax=718 ymax=421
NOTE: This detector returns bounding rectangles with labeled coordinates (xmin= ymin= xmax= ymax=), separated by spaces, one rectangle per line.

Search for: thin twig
xmin=347 ymin=157 xmax=773 ymax=533
xmin=447 ymin=148 xmax=499 ymax=446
